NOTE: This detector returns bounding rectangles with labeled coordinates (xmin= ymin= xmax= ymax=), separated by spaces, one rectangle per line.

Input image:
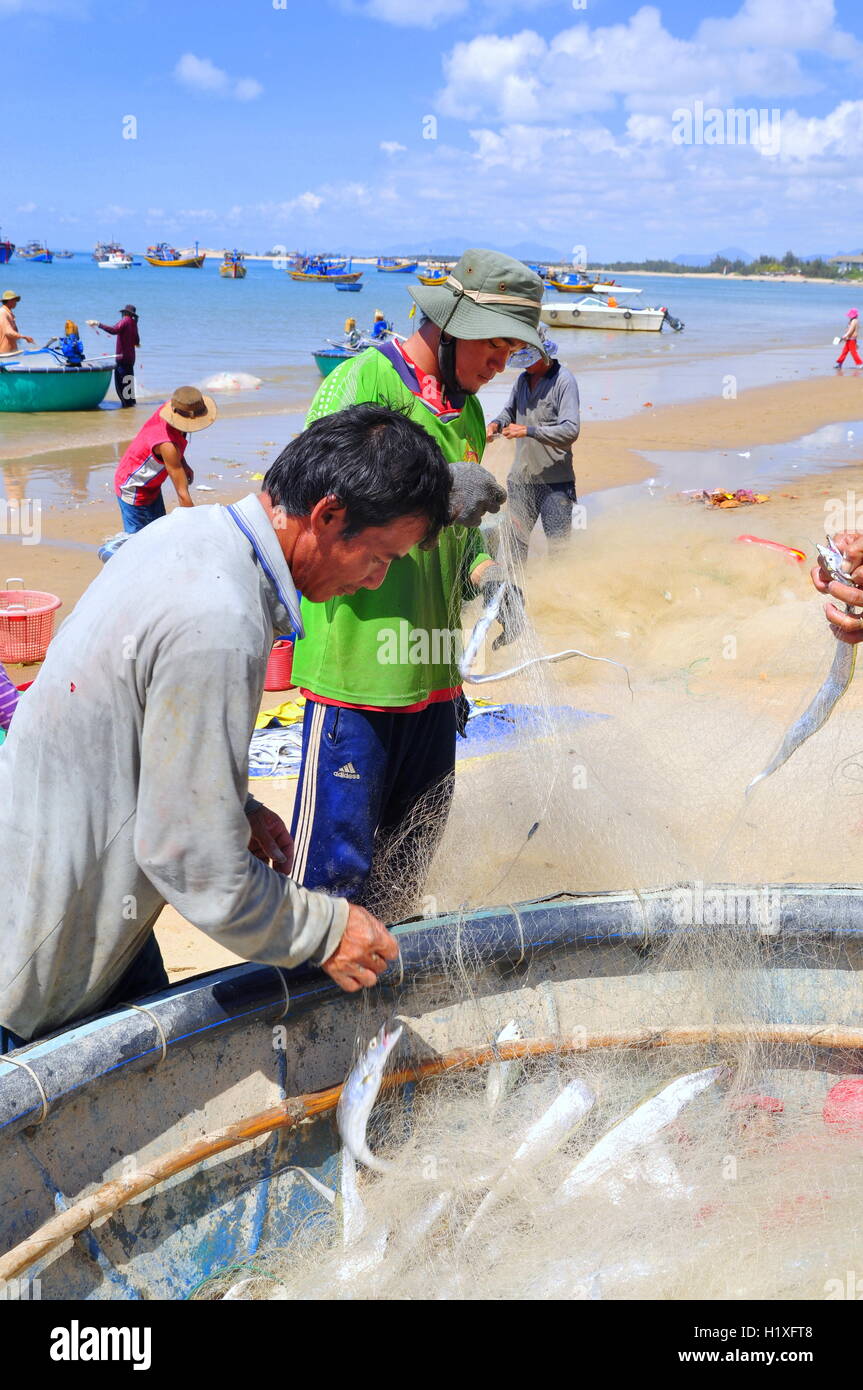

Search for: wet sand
xmin=4 ymin=367 xmax=863 ymax=978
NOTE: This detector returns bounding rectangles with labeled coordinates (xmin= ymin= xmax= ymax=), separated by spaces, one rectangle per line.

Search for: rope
xmin=123 ymin=1004 xmax=168 ymax=1064
xmin=445 ymin=275 xmax=541 ymax=310
xmin=0 ymin=1055 xmax=49 ymax=1125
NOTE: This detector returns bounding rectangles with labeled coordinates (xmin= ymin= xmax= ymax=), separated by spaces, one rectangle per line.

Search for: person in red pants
xmin=836 ymin=308 xmax=862 ymax=367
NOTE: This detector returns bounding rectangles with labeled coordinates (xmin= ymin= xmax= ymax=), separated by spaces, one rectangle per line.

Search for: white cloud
xmin=767 ymin=100 xmax=863 ymax=163
xmin=174 ymin=54 xmax=263 ymax=101
xmin=15 ymin=202 xmax=37 ymax=214
xmin=435 ymin=2 xmax=855 ymax=124
xmin=96 ymin=204 xmax=134 ymax=220
xmin=380 ymin=141 xmax=407 ymax=155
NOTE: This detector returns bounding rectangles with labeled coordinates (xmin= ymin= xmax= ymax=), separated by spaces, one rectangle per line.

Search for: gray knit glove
xmin=449 ymin=462 xmax=507 ymax=527
xmin=478 ymin=562 xmax=526 ymax=651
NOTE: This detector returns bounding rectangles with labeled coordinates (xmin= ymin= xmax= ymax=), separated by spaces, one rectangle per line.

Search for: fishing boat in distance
xmin=290 ymin=255 xmax=362 ymax=284
xmin=417 ymin=263 xmax=448 ymax=286
xmin=335 ymin=282 xmax=362 ymax=292
xmin=16 ymin=242 xmax=52 ymax=263
xmin=53 ymin=250 xmax=74 ymax=260
xmin=0 ymin=231 xmax=14 ymax=266
xmin=145 ymin=241 xmax=205 ymax=268
xmin=98 ymin=250 xmax=134 ymax=270
xmin=377 ymin=257 xmax=418 ymax=273
xmin=547 ymin=272 xmax=617 ymax=294
xmin=542 ymin=288 xmax=684 ymax=333
xmin=219 ymin=250 xmax=247 ymax=279
xmin=93 ymin=240 xmax=126 ymax=263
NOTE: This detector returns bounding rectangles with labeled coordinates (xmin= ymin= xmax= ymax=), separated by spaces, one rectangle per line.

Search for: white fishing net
xmin=194 ymin=485 xmax=863 ymax=1302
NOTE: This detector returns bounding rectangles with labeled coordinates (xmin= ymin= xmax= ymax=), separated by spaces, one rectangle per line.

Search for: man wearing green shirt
xmin=290 ymin=249 xmax=547 ymax=914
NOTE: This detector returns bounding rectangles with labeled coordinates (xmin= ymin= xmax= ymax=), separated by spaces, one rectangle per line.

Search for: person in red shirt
xmin=113 ymin=385 xmax=217 ymax=533
xmin=87 ymin=303 xmax=140 ymax=406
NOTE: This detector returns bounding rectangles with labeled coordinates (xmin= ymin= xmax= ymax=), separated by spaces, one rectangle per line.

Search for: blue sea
xmin=0 ymin=253 xmax=856 ymax=504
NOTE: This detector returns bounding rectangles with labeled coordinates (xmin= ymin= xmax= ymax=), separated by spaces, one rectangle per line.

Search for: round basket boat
xmin=0 ymin=363 xmax=113 ymax=413
xmin=1 ymin=885 xmax=862 ymax=1299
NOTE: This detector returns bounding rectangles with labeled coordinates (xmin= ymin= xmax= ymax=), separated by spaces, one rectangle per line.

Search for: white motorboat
xmin=97 ymin=251 xmax=134 ymax=270
xmin=542 ymin=290 xmax=683 ymax=332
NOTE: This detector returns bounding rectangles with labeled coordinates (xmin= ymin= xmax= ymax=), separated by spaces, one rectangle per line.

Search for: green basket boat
xmin=0 ymin=363 xmax=114 ymax=413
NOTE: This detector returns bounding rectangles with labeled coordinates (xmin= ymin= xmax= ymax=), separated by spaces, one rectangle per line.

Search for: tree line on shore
xmin=597 ymin=252 xmax=862 ymax=280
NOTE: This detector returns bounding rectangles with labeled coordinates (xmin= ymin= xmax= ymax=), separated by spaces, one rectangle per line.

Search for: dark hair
xmin=263 ymin=403 xmax=452 ymax=547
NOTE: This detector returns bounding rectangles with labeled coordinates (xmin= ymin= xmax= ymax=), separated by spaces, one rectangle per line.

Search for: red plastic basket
xmin=0 ymin=578 xmax=62 ymax=664
xmin=264 ymin=638 xmax=295 ymax=691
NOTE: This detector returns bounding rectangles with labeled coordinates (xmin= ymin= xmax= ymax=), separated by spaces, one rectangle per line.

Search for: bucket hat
xmin=1 ymin=290 xmax=20 ymax=303
xmin=160 ymin=385 xmax=217 ymax=433
xmin=409 ymin=248 xmax=546 ymax=356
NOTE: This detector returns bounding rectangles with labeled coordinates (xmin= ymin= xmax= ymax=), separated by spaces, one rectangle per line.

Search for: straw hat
xmin=1 ymin=290 xmax=20 ymax=304
xmin=159 ymin=386 xmax=217 ymax=433
xmin=409 ymin=248 xmax=545 ymax=355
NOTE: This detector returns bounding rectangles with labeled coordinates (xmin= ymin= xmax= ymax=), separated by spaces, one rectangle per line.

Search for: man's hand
xmin=321 ymin=904 xmax=399 ymax=992
xmin=812 ymin=531 xmax=863 ymax=645
xmin=449 ymin=461 xmax=507 ymax=527
xmin=502 ymin=423 xmax=528 ymax=439
xmin=486 ymin=422 xmax=501 ymax=442
xmin=86 ymin=320 xmax=99 ymax=328
xmin=247 ymin=802 xmax=294 ymax=873
xmin=23 ymin=336 xmax=35 ymax=345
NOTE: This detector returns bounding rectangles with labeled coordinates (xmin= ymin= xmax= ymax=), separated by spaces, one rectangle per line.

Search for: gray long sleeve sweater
xmin=493 ymin=360 xmax=581 ymax=485
xmin=0 ymin=494 xmax=349 ymax=1040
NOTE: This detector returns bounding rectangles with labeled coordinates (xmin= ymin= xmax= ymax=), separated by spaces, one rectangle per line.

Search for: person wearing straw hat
xmin=113 ymin=385 xmax=218 ymax=534
xmin=87 ymin=303 xmax=140 ymax=405
xmin=290 ymin=247 xmax=545 ymax=916
xmin=0 ymin=290 xmax=34 ymax=356
xmin=487 ymin=324 xmax=581 ymax=564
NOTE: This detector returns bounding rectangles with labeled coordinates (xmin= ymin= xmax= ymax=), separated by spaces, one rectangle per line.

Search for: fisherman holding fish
xmin=0 ymin=406 xmax=450 ymax=1049
xmin=812 ymin=530 xmax=863 ymax=638
xmin=289 ymin=249 xmax=545 ymax=912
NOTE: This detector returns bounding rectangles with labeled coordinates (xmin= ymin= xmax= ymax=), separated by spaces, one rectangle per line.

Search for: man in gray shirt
xmin=487 ymin=331 xmax=580 ymax=564
xmin=0 ymin=404 xmax=451 ymax=1048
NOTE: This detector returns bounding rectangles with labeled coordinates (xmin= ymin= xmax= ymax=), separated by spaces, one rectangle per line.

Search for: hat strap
xmin=445 ymin=275 xmax=541 ymax=310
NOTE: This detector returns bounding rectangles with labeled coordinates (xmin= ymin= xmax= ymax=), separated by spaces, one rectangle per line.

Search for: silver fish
xmin=747 ymin=536 xmax=859 ymax=793
xmin=555 ymin=1065 xmax=721 ymax=1202
xmin=485 ymin=1019 xmax=524 ymax=1113
xmin=462 ymin=1078 xmax=596 ymax=1240
xmin=460 ymin=582 xmax=632 ymax=691
xmin=336 ymin=1020 xmax=403 ymax=1173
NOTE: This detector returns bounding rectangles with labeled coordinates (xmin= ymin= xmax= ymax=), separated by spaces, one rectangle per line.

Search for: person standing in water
xmin=88 ymin=303 xmax=140 ymax=405
xmin=486 ymin=328 xmax=580 ymax=565
xmin=114 ymin=386 xmax=217 ymax=533
xmin=0 ymin=290 xmax=34 ymax=355
xmin=836 ymin=309 xmax=862 ymax=368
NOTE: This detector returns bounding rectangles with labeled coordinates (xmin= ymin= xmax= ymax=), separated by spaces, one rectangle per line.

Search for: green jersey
xmin=291 ymin=344 xmax=490 ymax=708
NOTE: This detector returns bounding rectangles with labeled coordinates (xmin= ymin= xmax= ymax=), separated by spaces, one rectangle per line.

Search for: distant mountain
xmin=673 ymin=246 xmax=752 ymax=266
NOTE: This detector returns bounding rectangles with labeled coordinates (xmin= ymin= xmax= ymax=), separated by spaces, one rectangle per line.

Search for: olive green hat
xmin=409 ymin=248 xmax=546 ymax=355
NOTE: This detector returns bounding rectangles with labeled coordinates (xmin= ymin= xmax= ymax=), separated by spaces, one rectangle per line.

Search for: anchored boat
xmin=98 ymin=251 xmax=134 ymax=270
xmin=145 ymin=242 xmax=205 ymax=268
xmin=0 ymin=885 xmax=860 ymax=1299
xmin=377 ymin=257 xmax=418 ymax=273
xmin=219 ymin=250 xmax=247 ymax=279
xmin=291 ymin=256 xmax=362 ymax=284
xmin=0 ymin=361 xmax=113 ymax=412
xmin=16 ymin=242 xmax=52 ymax=264
xmin=542 ymin=289 xmax=684 ymax=332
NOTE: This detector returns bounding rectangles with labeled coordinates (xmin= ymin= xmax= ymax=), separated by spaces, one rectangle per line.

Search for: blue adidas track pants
xmin=290 ymin=699 xmax=457 ymax=911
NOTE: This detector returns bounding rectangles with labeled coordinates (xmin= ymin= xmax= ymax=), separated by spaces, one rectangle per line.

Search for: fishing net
xmin=197 ymin=479 xmax=863 ymax=1301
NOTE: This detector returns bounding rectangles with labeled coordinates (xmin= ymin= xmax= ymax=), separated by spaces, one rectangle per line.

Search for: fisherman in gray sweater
xmin=487 ymin=330 xmax=580 ymax=564
xmin=0 ymin=404 xmax=451 ymax=1049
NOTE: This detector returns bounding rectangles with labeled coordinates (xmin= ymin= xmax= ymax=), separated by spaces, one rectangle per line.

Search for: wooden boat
xmin=0 ymin=361 xmax=113 ymax=412
xmin=291 ymin=255 xmax=363 ymax=284
xmin=219 ymin=251 xmax=247 ymax=279
xmin=547 ymin=275 xmax=616 ymax=293
xmin=0 ymin=884 xmax=859 ymax=1299
xmin=417 ymin=271 xmax=448 ymax=286
xmin=54 ymin=250 xmax=74 ymax=260
xmin=377 ymin=257 xmax=418 ymax=273
xmin=16 ymin=242 xmax=52 ymax=263
xmin=0 ymin=232 xmax=13 ymax=266
xmin=145 ymin=242 xmax=205 ymax=269
xmin=93 ymin=241 xmax=125 ymax=263
xmin=335 ymin=282 xmax=362 ymax=292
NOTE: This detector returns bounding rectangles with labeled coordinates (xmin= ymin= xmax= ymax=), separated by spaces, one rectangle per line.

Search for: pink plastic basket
xmin=264 ymin=638 xmax=295 ymax=691
xmin=0 ymin=578 xmax=62 ymax=664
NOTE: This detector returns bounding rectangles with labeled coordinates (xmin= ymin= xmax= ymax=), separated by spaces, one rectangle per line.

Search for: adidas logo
xmin=334 ymin=762 xmax=361 ymax=780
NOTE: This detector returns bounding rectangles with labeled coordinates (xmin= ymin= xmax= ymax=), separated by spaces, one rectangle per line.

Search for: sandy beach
xmin=4 ymin=365 xmax=863 ymax=981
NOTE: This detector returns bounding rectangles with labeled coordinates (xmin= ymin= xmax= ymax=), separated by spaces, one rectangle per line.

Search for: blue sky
xmin=2 ymin=0 xmax=863 ymax=259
